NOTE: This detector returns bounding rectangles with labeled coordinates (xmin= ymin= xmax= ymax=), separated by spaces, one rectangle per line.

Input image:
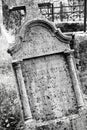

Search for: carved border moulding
xmin=7 ymin=19 xmax=72 ymax=56
xmin=23 ymin=19 xmax=72 ymax=44
xmin=64 ymin=49 xmax=84 ymax=109
xmin=12 ymin=60 xmax=33 ymax=121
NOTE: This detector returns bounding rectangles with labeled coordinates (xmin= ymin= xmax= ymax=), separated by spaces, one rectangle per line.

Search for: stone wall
xmin=2 ymin=0 xmax=42 ymax=33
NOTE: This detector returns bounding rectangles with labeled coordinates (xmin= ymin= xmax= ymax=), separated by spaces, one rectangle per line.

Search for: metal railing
xmin=38 ymin=1 xmax=84 ymax=22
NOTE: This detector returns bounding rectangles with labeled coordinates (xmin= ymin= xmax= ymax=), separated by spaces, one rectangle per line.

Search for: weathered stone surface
xmin=11 ymin=23 xmax=70 ymax=60
xmin=21 ymin=54 xmax=77 ymax=121
xmin=25 ymin=119 xmax=36 ymax=130
xmin=13 ymin=60 xmax=33 ymax=121
xmin=8 ymin=19 xmax=83 ymax=130
xmin=36 ymin=118 xmax=72 ymax=130
xmin=3 ymin=0 xmax=86 ymax=129
xmin=1 ymin=0 xmax=86 ymax=130
xmin=70 ymin=108 xmax=87 ymax=130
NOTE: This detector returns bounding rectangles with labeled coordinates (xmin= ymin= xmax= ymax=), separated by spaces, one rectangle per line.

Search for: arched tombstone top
xmin=8 ymin=19 xmax=72 ymax=60
xmin=20 ymin=19 xmax=72 ymax=42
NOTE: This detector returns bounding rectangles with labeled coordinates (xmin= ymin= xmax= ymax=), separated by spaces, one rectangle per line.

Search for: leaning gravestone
xmin=8 ymin=0 xmax=84 ymax=130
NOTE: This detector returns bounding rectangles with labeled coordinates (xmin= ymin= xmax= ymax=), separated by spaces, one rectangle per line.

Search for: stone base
xmin=24 ymin=111 xmax=87 ymax=130
xmin=36 ymin=118 xmax=71 ymax=130
xmin=25 ymin=119 xmax=36 ymax=130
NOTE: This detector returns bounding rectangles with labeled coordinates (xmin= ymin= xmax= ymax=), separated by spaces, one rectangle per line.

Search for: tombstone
xmin=7 ymin=0 xmax=84 ymax=130
xmin=8 ymin=18 xmax=84 ymax=130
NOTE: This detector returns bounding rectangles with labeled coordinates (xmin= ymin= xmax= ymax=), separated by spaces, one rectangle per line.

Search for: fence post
xmin=60 ymin=1 xmax=63 ymax=21
xmin=51 ymin=3 xmax=54 ymax=22
xmin=84 ymin=0 xmax=87 ymax=32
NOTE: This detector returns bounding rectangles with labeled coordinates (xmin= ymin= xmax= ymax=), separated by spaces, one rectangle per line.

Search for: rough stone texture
xmin=3 ymin=0 xmax=42 ymax=20
xmin=25 ymin=0 xmax=42 ymax=20
xmin=21 ymin=54 xmax=77 ymax=121
xmin=70 ymin=108 xmax=87 ymax=130
xmin=2 ymin=0 xmax=43 ymax=33
xmin=36 ymin=118 xmax=72 ymax=130
xmin=0 ymin=26 xmax=86 ymax=130
xmin=25 ymin=110 xmax=87 ymax=130
xmin=1 ymin=0 xmax=87 ymax=130
xmin=12 ymin=25 xmax=69 ymax=60
xmin=9 ymin=18 xmax=82 ymax=130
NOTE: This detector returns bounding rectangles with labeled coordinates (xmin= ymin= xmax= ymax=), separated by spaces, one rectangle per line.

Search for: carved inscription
xmin=21 ymin=54 xmax=77 ymax=121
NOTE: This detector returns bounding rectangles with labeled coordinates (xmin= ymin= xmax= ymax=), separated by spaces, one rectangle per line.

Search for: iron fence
xmin=38 ymin=1 xmax=84 ymax=22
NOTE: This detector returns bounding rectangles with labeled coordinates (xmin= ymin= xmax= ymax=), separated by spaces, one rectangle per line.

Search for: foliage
xmin=56 ymin=22 xmax=84 ymax=32
xmin=0 ymin=83 xmax=24 ymax=130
